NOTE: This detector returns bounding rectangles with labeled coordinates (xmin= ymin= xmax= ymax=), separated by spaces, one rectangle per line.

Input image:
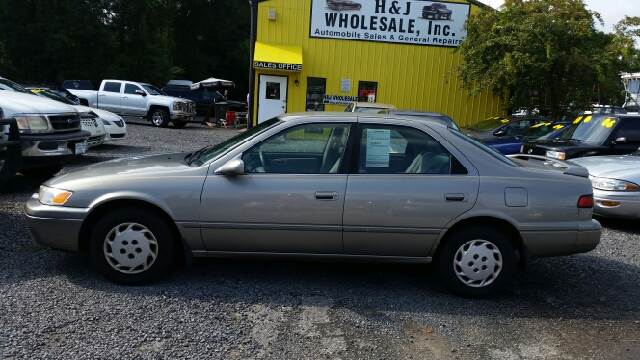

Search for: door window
xmin=103 ymin=82 xmax=122 ymax=93
xmin=357 ymin=125 xmax=464 ymax=175
xmin=265 ymin=82 xmax=281 ymax=100
xmin=615 ymin=119 xmax=640 ymax=143
xmin=124 ymin=84 xmax=143 ymax=95
xmin=358 ymin=81 xmax=378 ymax=103
xmin=242 ymin=123 xmax=351 ymax=174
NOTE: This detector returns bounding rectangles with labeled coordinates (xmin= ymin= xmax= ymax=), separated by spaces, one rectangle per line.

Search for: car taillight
xmin=577 ymin=195 xmax=594 ymax=208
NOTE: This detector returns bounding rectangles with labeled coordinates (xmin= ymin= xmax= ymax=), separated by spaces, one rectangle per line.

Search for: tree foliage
xmin=458 ymin=0 xmax=639 ymax=117
xmin=0 ymin=0 xmax=250 ymax=98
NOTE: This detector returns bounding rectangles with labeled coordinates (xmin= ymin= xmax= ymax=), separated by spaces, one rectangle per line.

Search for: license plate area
xmin=74 ymin=141 xmax=88 ymax=155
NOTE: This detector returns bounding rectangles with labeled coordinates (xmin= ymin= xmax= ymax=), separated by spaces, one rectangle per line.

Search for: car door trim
xmin=191 ymin=250 xmax=433 ymax=263
xmin=198 ymin=222 xmax=342 ymax=232
xmin=343 ymin=226 xmax=441 ymax=235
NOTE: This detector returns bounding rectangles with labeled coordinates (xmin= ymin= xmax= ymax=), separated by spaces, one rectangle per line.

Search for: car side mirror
xmin=494 ymin=129 xmax=506 ymax=137
xmin=614 ymin=137 xmax=627 ymax=144
xmin=215 ymin=159 xmax=245 ymax=176
xmin=135 ymin=90 xmax=147 ymax=97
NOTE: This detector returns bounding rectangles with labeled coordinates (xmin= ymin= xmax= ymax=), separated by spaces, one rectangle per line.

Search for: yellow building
xmin=251 ymin=0 xmax=504 ymax=126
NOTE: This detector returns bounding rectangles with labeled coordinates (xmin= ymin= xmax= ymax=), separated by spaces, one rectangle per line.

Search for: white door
xmin=258 ymin=75 xmax=287 ymax=124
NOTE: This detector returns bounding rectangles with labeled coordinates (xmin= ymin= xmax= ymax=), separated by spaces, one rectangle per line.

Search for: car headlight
xmin=101 ymin=119 xmax=113 ymax=126
xmin=546 ymin=150 xmax=566 ymax=160
xmin=590 ymin=177 xmax=640 ymax=192
xmin=14 ymin=116 xmax=51 ymax=133
xmin=38 ymin=186 xmax=73 ymax=206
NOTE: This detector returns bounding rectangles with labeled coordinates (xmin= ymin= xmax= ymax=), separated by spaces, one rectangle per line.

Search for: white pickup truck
xmin=65 ymin=79 xmax=196 ymax=128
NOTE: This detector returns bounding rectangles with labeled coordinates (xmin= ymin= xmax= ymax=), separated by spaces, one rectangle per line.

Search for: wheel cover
xmin=103 ymin=223 xmax=159 ymax=274
xmin=152 ymin=112 xmax=164 ymax=126
xmin=453 ymin=239 xmax=503 ymax=288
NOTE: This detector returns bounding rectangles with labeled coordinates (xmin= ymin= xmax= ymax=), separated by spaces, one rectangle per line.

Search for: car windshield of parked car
xmin=522 ymin=122 xmax=562 ymax=139
xmin=0 ymin=78 xmax=28 ymax=93
xmin=188 ymin=118 xmax=283 ymax=166
xmin=32 ymin=89 xmax=75 ymax=105
xmin=450 ymin=129 xmax=518 ymax=166
xmin=559 ymin=116 xmax=616 ymax=144
xmin=469 ymin=117 xmax=508 ymax=131
xmin=141 ymin=84 xmax=164 ymax=96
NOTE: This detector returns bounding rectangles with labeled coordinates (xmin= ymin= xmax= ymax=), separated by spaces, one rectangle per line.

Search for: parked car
xmin=0 ymin=108 xmax=21 ymax=188
xmin=326 ymin=0 xmax=362 ymax=11
xmin=463 ymin=116 xmax=546 ymax=142
xmin=422 ymin=3 xmax=452 ymax=20
xmin=484 ymin=121 xmax=571 ymax=155
xmin=389 ymin=110 xmax=459 ymax=130
xmin=28 ymin=88 xmax=107 ymax=148
xmin=65 ymin=79 xmax=196 ymax=128
xmin=571 ymin=151 xmax=640 ymax=219
xmin=344 ymin=102 xmax=396 ymax=114
xmin=26 ymin=113 xmax=600 ymax=297
xmin=0 ymin=77 xmax=90 ymax=178
xmin=522 ymin=114 xmax=640 ymax=160
xmin=162 ymin=80 xmax=246 ymax=115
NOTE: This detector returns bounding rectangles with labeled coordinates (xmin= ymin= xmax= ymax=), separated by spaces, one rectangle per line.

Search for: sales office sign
xmin=310 ymin=0 xmax=470 ymax=47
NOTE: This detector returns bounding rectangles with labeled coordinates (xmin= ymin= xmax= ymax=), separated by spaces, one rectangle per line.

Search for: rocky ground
xmin=0 ymin=119 xmax=638 ymax=359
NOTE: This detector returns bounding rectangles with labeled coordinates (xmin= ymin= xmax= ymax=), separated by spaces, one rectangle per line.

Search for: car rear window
xmin=103 ymin=82 xmax=122 ymax=93
xmin=450 ymin=129 xmax=517 ymax=166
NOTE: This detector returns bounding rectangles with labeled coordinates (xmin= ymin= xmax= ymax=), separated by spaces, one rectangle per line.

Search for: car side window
xmin=124 ymin=84 xmax=142 ymax=95
xmin=357 ymin=125 xmax=465 ymax=175
xmin=615 ymin=120 xmax=640 ymax=143
xmin=103 ymin=82 xmax=122 ymax=93
xmin=242 ymin=123 xmax=351 ymax=174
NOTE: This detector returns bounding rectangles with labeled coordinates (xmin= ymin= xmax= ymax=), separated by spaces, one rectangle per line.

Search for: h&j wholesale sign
xmin=310 ymin=0 xmax=470 ymax=47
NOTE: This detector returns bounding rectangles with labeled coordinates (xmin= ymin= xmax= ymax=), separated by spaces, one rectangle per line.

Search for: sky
xmin=480 ymin=0 xmax=640 ymax=33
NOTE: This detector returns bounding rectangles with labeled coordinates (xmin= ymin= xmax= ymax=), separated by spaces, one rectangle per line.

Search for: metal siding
xmin=255 ymin=0 xmax=504 ymax=126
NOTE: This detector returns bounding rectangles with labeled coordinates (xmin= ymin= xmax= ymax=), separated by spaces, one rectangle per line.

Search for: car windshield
xmin=142 ymin=84 xmax=164 ymax=96
xmin=450 ymin=128 xmax=517 ymax=166
xmin=188 ymin=118 xmax=282 ymax=166
xmin=0 ymin=78 xmax=28 ymax=93
xmin=469 ymin=117 xmax=509 ymax=131
xmin=31 ymin=89 xmax=75 ymax=105
xmin=522 ymin=122 xmax=565 ymax=139
xmin=559 ymin=116 xmax=616 ymax=144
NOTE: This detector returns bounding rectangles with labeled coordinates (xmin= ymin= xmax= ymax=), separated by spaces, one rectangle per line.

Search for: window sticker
xmin=500 ymin=119 xmax=510 ymax=123
xmin=553 ymin=124 xmax=565 ymax=130
xmin=365 ymin=129 xmax=391 ymax=168
xmin=573 ymin=116 xmax=584 ymax=124
xmin=583 ymin=115 xmax=593 ymax=123
xmin=602 ymin=118 xmax=617 ymax=128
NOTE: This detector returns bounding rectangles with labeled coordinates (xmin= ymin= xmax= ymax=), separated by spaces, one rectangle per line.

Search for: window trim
xmin=349 ymin=123 xmax=468 ymax=176
xmin=241 ymin=122 xmax=356 ymax=175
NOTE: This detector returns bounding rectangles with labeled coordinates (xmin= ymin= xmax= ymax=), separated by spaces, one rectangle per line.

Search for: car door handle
xmin=445 ymin=193 xmax=465 ymax=202
xmin=315 ymin=191 xmax=339 ymax=201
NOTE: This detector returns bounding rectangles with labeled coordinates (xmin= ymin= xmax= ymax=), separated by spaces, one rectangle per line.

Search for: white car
xmin=93 ymin=107 xmax=127 ymax=142
xmin=65 ymin=79 xmax=196 ymax=128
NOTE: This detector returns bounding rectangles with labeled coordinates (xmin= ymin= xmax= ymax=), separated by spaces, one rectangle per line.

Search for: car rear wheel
xmin=89 ymin=208 xmax=176 ymax=284
xmin=435 ymin=226 xmax=516 ymax=297
xmin=149 ymin=108 xmax=170 ymax=128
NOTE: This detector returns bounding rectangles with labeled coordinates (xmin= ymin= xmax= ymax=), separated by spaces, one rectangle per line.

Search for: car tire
xmin=435 ymin=226 xmax=516 ymax=298
xmin=149 ymin=108 xmax=170 ymax=128
xmin=89 ymin=208 xmax=176 ymax=284
xmin=172 ymin=121 xmax=188 ymax=129
xmin=19 ymin=165 xmax=62 ymax=182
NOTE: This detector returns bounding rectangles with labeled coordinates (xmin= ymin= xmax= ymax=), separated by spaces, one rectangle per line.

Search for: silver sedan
xmin=571 ymin=151 xmax=640 ymax=219
xmin=25 ymin=113 xmax=601 ymax=297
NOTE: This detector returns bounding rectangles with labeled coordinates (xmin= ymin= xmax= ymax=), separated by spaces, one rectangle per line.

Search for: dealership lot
xmin=1 ymin=120 xmax=639 ymax=359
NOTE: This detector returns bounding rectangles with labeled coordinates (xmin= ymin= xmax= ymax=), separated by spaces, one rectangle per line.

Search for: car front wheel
xmin=89 ymin=208 xmax=176 ymax=284
xmin=436 ymin=226 xmax=516 ymax=297
xmin=149 ymin=108 xmax=170 ymax=128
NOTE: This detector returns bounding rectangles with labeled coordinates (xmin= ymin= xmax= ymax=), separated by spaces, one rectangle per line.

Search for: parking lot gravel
xmin=1 ymin=120 xmax=639 ymax=359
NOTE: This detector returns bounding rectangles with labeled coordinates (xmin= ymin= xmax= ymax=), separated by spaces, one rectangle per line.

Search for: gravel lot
xmin=1 ymin=119 xmax=639 ymax=359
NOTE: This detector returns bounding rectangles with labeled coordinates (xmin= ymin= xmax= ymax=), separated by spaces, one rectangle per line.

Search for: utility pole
xmin=247 ymin=0 xmax=261 ymax=129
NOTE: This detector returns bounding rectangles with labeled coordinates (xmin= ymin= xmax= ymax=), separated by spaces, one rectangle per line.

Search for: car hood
xmin=525 ymin=139 xmax=606 ymax=154
xmin=483 ymin=136 xmax=521 ymax=146
xmin=463 ymin=129 xmax=496 ymax=141
xmin=47 ymin=153 xmax=194 ymax=187
xmin=571 ymin=155 xmax=640 ymax=181
xmin=0 ymin=91 xmax=78 ymax=116
xmin=73 ymin=105 xmax=122 ymax=122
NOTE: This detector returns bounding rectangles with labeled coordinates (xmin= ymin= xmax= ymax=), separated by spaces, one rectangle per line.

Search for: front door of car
xmin=200 ymin=121 xmax=353 ymax=254
xmin=610 ymin=119 xmax=640 ymax=154
xmin=121 ymin=83 xmax=148 ymax=116
xmin=343 ymin=122 xmax=479 ymax=257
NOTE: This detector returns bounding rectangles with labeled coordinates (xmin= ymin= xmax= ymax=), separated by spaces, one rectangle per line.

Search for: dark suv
xmin=422 ymin=3 xmax=452 ymax=20
xmin=522 ymin=114 xmax=640 ymax=160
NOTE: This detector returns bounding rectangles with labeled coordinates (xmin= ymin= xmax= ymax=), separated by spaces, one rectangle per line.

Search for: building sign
xmin=310 ymin=0 xmax=470 ymax=47
xmin=324 ymin=95 xmax=359 ymax=104
xmin=254 ymin=61 xmax=303 ymax=72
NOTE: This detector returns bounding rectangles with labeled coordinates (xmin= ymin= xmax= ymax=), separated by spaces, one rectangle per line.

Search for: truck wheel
xmin=435 ymin=225 xmax=516 ymax=298
xmin=149 ymin=108 xmax=170 ymax=128
xmin=20 ymin=165 xmax=62 ymax=182
xmin=172 ymin=121 xmax=188 ymax=129
xmin=89 ymin=208 xmax=176 ymax=284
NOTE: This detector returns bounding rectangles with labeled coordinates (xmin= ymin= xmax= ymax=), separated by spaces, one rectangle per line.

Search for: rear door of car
xmin=342 ymin=118 xmax=479 ymax=257
xmin=98 ymin=81 xmax=123 ymax=113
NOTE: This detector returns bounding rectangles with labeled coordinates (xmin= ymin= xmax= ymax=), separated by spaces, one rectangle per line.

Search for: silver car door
xmin=343 ymin=122 xmax=479 ymax=257
xmin=200 ymin=121 xmax=353 ymax=254
xmin=98 ymin=81 xmax=123 ymax=113
xmin=121 ymin=83 xmax=147 ymax=116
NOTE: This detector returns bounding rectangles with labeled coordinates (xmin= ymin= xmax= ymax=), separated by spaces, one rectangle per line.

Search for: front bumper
xmin=20 ymin=131 xmax=91 ymax=157
xmin=593 ymin=189 xmax=640 ymax=219
xmin=25 ymin=196 xmax=88 ymax=252
xmin=521 ymin=219 xmax=601 ymax=258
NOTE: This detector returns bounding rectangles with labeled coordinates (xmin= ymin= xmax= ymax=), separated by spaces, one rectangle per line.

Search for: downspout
xmin=247 ymin=0 xmax=261 ymax=129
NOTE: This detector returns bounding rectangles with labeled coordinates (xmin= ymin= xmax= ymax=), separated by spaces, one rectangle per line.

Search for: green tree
xmin=458 ymin=0 xmax=637 ymax=117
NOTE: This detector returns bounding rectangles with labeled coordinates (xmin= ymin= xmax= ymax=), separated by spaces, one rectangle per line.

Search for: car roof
xmin=390 ymin=110 xmax=449 ymax=117
xmin=352 ymin=102 xmax=396 ymax=109
xmin=280 ymin=112 xmax=450 ymax=128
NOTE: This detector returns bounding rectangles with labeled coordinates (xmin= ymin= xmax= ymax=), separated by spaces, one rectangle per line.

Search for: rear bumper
xmin=25 ymin=197 xmax=87 ymax=252
xmin=521 ymin=219 xmax=601 ymax=258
